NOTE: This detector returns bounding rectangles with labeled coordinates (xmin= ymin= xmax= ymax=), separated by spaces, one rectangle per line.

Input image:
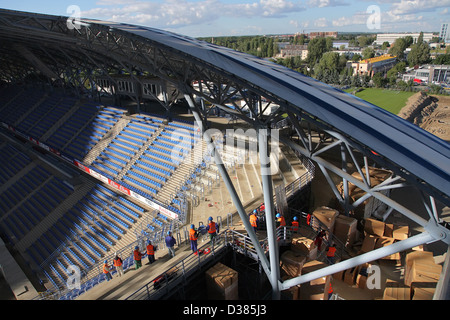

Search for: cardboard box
xmin=205 ymin=262 xmax=239 ymax=300
xmin=356 ymin=274 xmax=368 ymax=289
xmin=392 ymin=225 xmax=409 ymax=240
xmin=334 ymin=214 xmax=357 ymax=248
xmin=280 ymin=250 xmax=306 ymax=278
xmin=364 ymin=218 xmax=385 ymax=237
xmin=282 ymin=285 xmax=300 ymax=300
xmin=384 ymin=223 xmax=394 ymax=238
xmin=299 ymin=260 xmax=330 ymax=300
xmin=412 ymin=287 xmax=435 ymax=300
xmin=360 ymin=234 xmax=378 ymax=253
xmin=312 ymin=206 xmax=339 ymax=231
xmin=383 ymin=280 xmax=411 ymax=300
xmin=343 ymin=266 xmax=359 ymax=286
xmin=407 ymin=260 xmax=442 ymax=288
xmin=291 ymin=236 xmax=317 ymax=260
xmin=404 ymin=251 xmax=435 ymax=286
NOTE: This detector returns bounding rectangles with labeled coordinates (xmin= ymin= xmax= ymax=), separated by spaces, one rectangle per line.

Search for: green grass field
xmin=344 ymin=88 xmax=416 ymax=115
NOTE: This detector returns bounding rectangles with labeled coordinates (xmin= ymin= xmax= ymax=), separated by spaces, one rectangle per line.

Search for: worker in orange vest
xmin=113 ymin=254 xmax=124 ymax=277
xmin=328 ymin=282 xmax=334 ymax=300
xmin=206 ymin=216 xmax=219 ymax=247
xmin=291 ymin=216 xmax=299 ymax=232
xmin=326 ymin=243 xmax=337 ymax=264
xmin=103 ymin=260 xmax=112 ymax=281
xmin=259 ymin=203 xmax=265 ymax=213
xmin=189 ymin=224 xmax=199 ymax=254
xmin=276 ymin=213 xmax=286 ymax=228
xmin=146 ymin=241 xmax=156 ymax=264
xmin=306 ymin=213 xmax=312 ymax=226
xmin=133 ymin=246 xmax=144 ymax=270
xmin=249 ymin=209 xmax=259 ymax=233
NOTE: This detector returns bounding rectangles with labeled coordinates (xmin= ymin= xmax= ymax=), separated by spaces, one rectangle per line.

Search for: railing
xmin=125 ymin=233 xmax=229 ymax=300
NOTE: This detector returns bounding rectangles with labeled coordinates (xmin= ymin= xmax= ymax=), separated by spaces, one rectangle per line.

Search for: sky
xmin=1 ymin=0 xmax=449 ymax=37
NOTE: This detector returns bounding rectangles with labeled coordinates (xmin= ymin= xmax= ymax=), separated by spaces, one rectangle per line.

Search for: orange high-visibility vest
xmin=278 ymin=216 xmax=286 ymax=226
xmin=327 ymin=246 xmax=337 ymax=257
xmin=134 ymin=249 xmax=142 ymax=261
xmin=306 ymin=214 xmax=311 ymax=225
xmin=208 ymin=222 xmax=216 ymax=234
xmin=146 ymin=245 xmax=154 ymax=255
xmin=113 ymin=257 xmax=122 ymax=267
xmin=189 ymin=228 xmax=198 ymax=241
xmin=250 ymin=214 xmax=258 ymax=227
xmin=103 ymin=264 xmax=110 ymax=274
xmin=292 ymin=221 xmax=299 ymax=231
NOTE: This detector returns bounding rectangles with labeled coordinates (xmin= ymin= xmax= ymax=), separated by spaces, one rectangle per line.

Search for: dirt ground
xmin=398 ymin=92 xmax=450 ymax=142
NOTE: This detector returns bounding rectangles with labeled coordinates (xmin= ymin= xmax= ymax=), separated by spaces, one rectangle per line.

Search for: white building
xmin=440 ymin=23 xmax=450 ymax=44
xmin=374 ymin=32 xmax=434 ymax=45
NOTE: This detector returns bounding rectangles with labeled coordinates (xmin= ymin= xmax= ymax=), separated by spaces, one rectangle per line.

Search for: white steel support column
xmin=258 ymin=128 xmax=281 ymax=300
xmin=184 ymin=94 xmax=276 ymax=288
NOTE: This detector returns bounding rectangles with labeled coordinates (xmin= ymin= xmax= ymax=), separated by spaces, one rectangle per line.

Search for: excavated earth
xmin=397 ymin=91 xmax=450 ymax=143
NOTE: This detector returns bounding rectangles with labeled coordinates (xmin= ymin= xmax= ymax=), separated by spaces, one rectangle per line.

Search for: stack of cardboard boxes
xmin=404 ymin=250 xmax=442 ymax=300
xmin=358 ymin=218 xmax=409 ymax=262
xmin=205 ymin=262 xmax=239 ymax=300
xmin=298 ymin=260 xmax=332 ymax=300
xmin=312 ymin=206 xmax=339 ymax=232
xmin=382 ymin=250 xmax=442 ymax=300
xmin=290 ymin=235 xmax=317 ymax=260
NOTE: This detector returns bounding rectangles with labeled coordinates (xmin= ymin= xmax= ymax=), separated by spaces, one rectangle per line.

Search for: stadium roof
xmin=0 ymin=8 xmax=449 ymax=206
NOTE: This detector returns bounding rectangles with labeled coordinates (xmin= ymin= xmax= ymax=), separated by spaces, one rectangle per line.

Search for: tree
xmin=417 ymin=32 xmax=424 ymax=44
xmin=314 ymin=52 xmax=340 ymax=76
xmin=389 ymin=38 xmax=407 ymax=60
xmin=381 ymin=41 xmax=390 ymax=50
xmin=362 ymin=47 xmax=375 ymax=59
xmin=404 ymin=36 xmax=414 ymax=47
xmin=307 ymin=37 xmax=330 ymax=67
xmin=433 ymin=54 xmax=450 ymax=65
xmin=372 ymin=72 xmax=387 ymax=88
xmin=407 ymin=42 xmax=430 ymax=66
xmin=351 ymin=54 xmax=362 ymax=62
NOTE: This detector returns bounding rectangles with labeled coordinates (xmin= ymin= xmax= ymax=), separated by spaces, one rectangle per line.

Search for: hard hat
xmin=208 ymin=216 xmax=213 ymax=221
xmin=293 ymin=216 xmax=298 ymax=221
xmin=104 ymin=260 xmax=108 ymax=264
xmin=253 ymin=209 xmax=257 ymax=214
xmin=135 ymin=246 xmax=139 ymax=250
xmin=147 ymin=240 xmax=151 ymax=244
xmin=167 ymin=230 xmax=172 ymax=235
xmin=191 ymin=224 xmax=195 ymax=229
xmin=276 ymin=213 xmax=281 ymax=218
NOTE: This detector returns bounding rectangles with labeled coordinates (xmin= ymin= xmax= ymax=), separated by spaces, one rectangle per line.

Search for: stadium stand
xmin=0 ymin=87 xmax=203 ymax=292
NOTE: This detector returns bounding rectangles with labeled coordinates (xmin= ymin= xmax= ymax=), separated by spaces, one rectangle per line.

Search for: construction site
xmin=0 ymin=9 xmax=448 ymax=303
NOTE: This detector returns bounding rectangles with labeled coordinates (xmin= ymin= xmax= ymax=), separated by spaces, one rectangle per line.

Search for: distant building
xmin=402 ymin=65 xmax=450 ymax=84
xmin=278 ymin=44 xmax=309 ymax=60
xmin=440 ymin=23 xmax=450 ymax=44
xmin=309 ymin=31 xmax=338 ymax=39
xmin=333 ymin=40 xmax=349 ymax=49
xmin=351 ymin=54 xmax=397 ymax=77
xmin=374 ymin=32 xmax=434 ymax=45
xmin=336 ymin=49 xmax=363 ymax=59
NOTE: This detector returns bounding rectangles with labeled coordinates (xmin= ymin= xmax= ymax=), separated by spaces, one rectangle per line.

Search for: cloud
xmin=81 ymin=0 xmax=306 ymax=29
xmin=389 ymin=0 xmax=450 ymax=15
xmin=307 ymin=0 xmax=349 ymax=8
xmin=314 ymin=17 xmax=328 ymax=28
